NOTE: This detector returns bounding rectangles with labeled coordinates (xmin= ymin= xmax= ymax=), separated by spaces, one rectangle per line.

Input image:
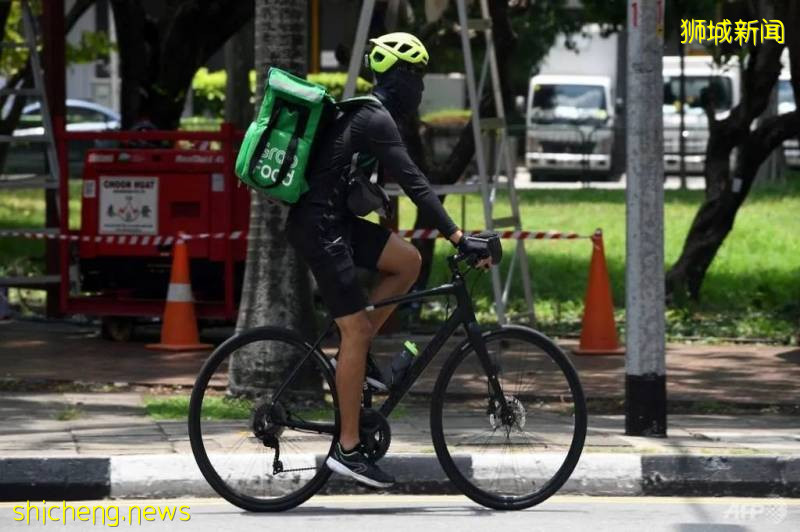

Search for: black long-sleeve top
xmin=294 ymin=100 xmax=458 ymax=238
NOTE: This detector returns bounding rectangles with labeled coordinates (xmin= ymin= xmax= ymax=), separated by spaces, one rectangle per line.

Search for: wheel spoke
xmin=432 ymin=329 xmax=586 ymax=510
xmin=188 ymin=332 xmax=337 ymax=512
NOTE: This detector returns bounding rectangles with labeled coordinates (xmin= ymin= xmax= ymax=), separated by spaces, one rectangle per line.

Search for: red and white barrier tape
xmin=0 ymin=228 xmax=587 ymax=244
xmin=397 ymin=229 xmax=586 ymax=240
xmin=0 ymin=230 xmax=245 ymax=245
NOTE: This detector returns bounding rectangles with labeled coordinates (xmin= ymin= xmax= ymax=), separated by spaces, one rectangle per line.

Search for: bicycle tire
xmin=188 ymin=326 xmax=337 ymax=512
xmin=430 ymin=325 xmax=587 ymax=510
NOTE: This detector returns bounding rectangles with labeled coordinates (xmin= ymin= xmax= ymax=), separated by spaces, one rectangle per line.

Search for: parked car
xmin=5 ymin=98 xmax=120 ymax=177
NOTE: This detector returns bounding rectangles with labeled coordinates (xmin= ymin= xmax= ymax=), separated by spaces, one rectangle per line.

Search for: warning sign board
xmin=99 ymin=176 xmax=158 ymax=235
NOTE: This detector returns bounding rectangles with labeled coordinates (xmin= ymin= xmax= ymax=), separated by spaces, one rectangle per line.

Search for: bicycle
xmin=188 ymin=234 xmax=587 ymax=512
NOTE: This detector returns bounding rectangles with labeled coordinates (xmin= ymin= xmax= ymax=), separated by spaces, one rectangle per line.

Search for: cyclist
xmin=285 ymin=32 xmax=491 ymax=489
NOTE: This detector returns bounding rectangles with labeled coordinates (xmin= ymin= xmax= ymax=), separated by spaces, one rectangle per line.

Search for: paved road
xmin=2 ymin=496 xmax=798 ymax=531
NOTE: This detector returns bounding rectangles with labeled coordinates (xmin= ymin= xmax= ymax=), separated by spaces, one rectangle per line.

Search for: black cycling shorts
xmin=286 ymin=212 xmax=391 ymax=319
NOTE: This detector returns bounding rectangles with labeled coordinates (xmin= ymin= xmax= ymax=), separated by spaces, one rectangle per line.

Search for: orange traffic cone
xmin=573 ymin=229 xmax=624 ymax=356
xmin=146 ymin=240 xmax=212 ymax=351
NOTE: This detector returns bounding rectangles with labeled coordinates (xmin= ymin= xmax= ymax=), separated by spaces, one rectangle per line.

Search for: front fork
xmin=464 ymin=321 xmax=508 ymax=412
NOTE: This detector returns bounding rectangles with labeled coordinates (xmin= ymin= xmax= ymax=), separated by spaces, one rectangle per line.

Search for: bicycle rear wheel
xmin=188 ymin=327 xmax=337 ymax=512
xmin=430 ymin=326 xmax=587 ymax=510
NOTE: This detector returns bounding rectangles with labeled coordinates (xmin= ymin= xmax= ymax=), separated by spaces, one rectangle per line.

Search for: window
xmin=530 ymin=84 xmax=608 ymax=124
xmin=532 ymin=84 xmax=607 ymax=111
xmin=18 ymin=110 xmax=42 ymax=128
xmin=663 ymin=75 xmax=733 ymax=113
xmin=66 ymin=106 xmax=109 ymax=124
xmin=778 ymin=79 xmax=793 ymax=105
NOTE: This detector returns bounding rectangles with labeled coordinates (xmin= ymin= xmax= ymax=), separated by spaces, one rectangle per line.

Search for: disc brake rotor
xmin=488 ymin=396 xmax=526 ymax=431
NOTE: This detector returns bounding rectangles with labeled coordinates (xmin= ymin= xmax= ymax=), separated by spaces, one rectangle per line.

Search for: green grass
xmin=396 ymin=178 xmax=800 ymax=343
xmin=2 ymin=175 xmax=798 ymax=342
xmin=0 ymin=182 xmax=81 ymax=277
xmin=179 ymin=116 xmax=224 ymax=131
xmin=420 ymin=109 xmax=471 ymax=126
xmin=143 ymin=394 xmax=404 ymax=421
xmin=55 ymin=405 xmax=83 ymax=421
xmin=144 ymin=395 xmax=253 ymax=421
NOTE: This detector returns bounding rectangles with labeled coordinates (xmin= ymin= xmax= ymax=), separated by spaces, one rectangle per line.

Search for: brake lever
xmin=451 ymin=252 xmax=489 ymax=272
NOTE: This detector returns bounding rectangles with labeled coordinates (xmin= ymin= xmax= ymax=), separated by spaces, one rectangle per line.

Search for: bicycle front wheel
xmin=188 ymin=327 xmax=337 ymax=512
xmin=430 ymin=326 xmax=587 ymax=510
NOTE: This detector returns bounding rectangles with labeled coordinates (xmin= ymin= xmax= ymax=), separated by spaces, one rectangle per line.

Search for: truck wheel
xmin=101 ymin=317 xmax=134 ymax=342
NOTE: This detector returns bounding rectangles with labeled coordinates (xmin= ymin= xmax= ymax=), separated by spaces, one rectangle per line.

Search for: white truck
xmin=662 ymin=56 xmax=740 ymax=175
xmin=525 ymin=27 xmax=747 ymax=180
xmin=526 ymin=27 xmax=800 ymax=179
xmin=525 ymin=25 xmax=619 ymax=180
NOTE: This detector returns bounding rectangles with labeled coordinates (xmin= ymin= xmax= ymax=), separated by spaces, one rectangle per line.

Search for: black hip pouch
xmin=344 ymin=153 xmax=392 ymax=218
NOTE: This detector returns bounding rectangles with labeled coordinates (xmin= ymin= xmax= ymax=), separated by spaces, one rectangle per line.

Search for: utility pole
xmin=625 ymin=0 xmax=666 ymax=437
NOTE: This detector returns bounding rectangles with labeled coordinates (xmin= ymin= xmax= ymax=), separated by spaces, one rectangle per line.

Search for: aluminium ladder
xmin=343 ymin=0 xmax=535 ymax=324
xmin=0 ymin=0 xmax=62 ymax=289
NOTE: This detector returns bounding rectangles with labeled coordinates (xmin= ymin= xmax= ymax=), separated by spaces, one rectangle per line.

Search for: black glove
xmin=456 ymin=234 xmax=491 ymax=265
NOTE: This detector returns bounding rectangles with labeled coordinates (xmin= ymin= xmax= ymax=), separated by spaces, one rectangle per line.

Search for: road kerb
xmin=0 ymin=454 xmax=798 ymax=501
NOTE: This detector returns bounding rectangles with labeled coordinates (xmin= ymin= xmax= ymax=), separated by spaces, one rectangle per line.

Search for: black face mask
xmin=373 ymin=67 xmax=424 ymax=118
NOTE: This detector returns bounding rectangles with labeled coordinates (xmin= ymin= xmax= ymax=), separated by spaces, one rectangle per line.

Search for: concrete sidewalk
xmin=0 ymin=390 xmax=798 ymax=499
xmin=1 ymin=318 xmax=798 ymax=500
xmin=1 ymin=392 xmax=799 ymax=458
xmin=2 ymin=319 xmax=799 ymax=406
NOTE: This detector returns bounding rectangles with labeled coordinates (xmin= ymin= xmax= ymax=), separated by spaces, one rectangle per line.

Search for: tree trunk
xmin=666 ymin=0 xmax=800 ymax=300
xmin=666 ymin=110 xmax=800 ymax=300
xmin=109 ymin=0 xmax=151 ymax=129
xmin=229 ymin=0 xmax=317 ymax=396
xmin=224 ymin=20 xmax=254 ymax=129
xmin=109 ymin=0 xmax=252 ymax=129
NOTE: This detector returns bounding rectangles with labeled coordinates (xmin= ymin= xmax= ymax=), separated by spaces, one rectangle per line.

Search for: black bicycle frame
xmin=276 ymin=257 xmax=507 ymax=435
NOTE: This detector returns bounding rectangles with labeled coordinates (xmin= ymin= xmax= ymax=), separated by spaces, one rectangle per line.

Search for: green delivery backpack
xmin=235 ymin=67 xmax=334 ymax=203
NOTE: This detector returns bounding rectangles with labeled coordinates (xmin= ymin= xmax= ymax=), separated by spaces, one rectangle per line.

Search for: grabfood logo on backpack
xmin=257 ymin=142 xmax=298 ymax=186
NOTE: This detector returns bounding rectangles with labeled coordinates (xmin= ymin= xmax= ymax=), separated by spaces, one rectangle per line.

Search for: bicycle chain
xmin=276 ymin=466 xmax=318 ymax=473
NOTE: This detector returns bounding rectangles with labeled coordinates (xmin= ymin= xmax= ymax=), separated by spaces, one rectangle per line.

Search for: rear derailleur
xmin=251 ymin=398 xmax=288 ymax=475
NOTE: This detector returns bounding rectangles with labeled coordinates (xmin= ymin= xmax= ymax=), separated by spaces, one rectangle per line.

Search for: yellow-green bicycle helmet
xmin=365 ymin=32 xmax=429 ymax=74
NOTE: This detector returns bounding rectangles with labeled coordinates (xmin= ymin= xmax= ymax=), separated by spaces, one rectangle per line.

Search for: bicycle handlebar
xmin=448 ymin=232 xmax=503 ymax=272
